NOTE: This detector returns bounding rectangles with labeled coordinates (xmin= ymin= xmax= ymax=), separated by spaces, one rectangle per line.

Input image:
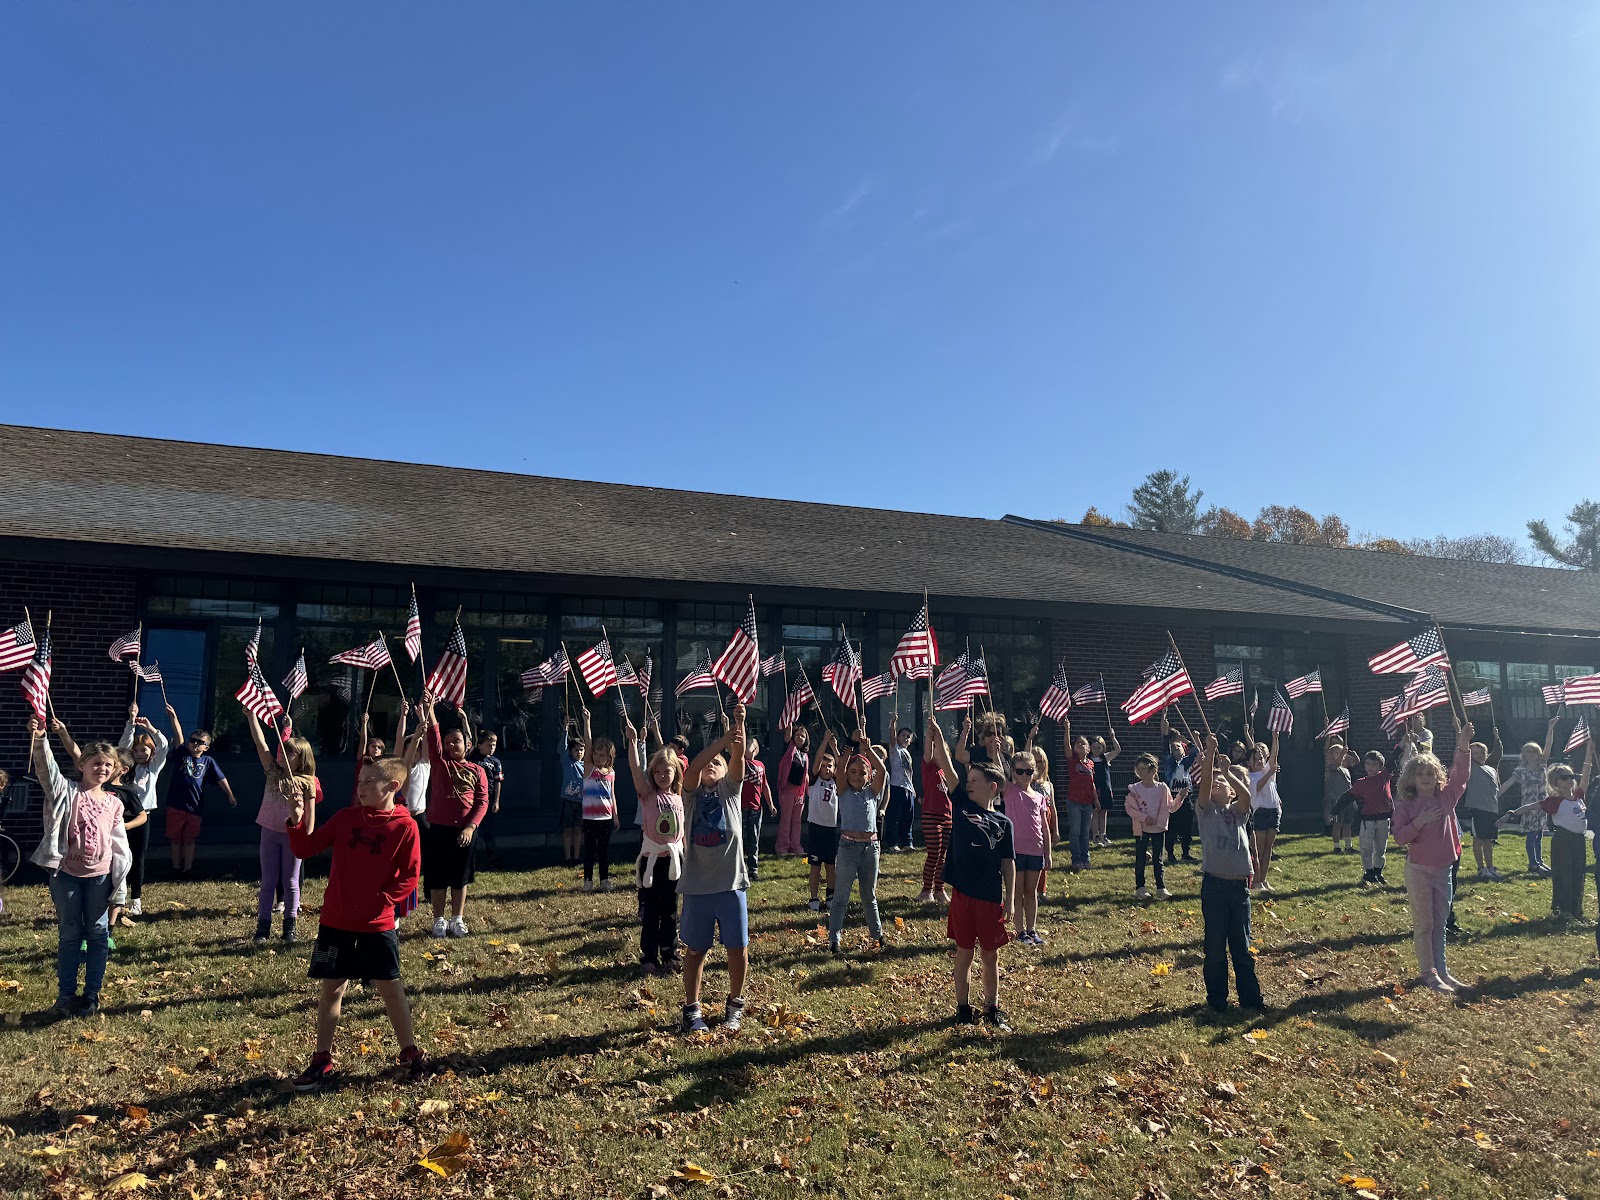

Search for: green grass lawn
xmin=1 ymin=834 xmax=1598 ymax=1199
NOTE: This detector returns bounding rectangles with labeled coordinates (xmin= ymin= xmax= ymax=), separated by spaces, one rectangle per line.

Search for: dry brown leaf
xmin=418 ymin=1098 xmax=451 ymax=1116
xmin=417 ymin=1131 xmax=471 ymax=1177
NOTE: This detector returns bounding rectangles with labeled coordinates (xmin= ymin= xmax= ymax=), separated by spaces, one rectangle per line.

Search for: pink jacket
xmin=1125 ymin=781 xmax=1180 ymax=834
xmin=1390 ymin=746 xmax=1470 ymax=867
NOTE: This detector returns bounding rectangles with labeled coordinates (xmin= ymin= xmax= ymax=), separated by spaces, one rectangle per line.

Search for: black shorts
xmin=1250 ymin=807 xmax=1281 ymax=833
xmin=307 ymin=926 xmax=401 ymax=982
xmin=422 ymin=822 xmax=477 ymax=892
xmin=806 ymin=823 xmax=839 ymax=866
xmin=561 ymin=798 xmax=583 ymax=830
xmin=1469 ymin=810 xmax=1499 ymax=841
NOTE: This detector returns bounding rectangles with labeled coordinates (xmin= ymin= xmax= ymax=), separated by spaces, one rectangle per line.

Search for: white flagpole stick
xmin=381 ymin=632 xmax=406 ymax=700
xmin=1164 ymin=630 xmax=1212 ymax=738
xmin=411 ymin=585 xmax=430 ymax=695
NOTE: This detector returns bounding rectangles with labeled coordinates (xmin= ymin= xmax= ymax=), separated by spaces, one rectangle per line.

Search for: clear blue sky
xmin=3 ymin=3 xmax=1597 ymax=543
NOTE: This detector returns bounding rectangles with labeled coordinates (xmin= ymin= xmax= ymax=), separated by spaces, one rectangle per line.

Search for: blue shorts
xmin=680 ymin=890 xmax=749 ymax=952
xmin=1015 ymin=853 xmax=1045 ymax=872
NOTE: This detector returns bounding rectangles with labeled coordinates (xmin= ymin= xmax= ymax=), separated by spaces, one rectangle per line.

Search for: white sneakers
xmin=1156 ymin=887 xmax=1172 ymax=900
xmin=128 ymin=899 xmax=142 ymax=916
xmin=431 ymin=917 xmax=449 ymax=939
xmin=915 ymin=889 xmax=935 ymax=904
xmin=447 ymin=916 xmax=469 ymax=938
xmin=1136 ymin=887 xmax=1152 ymax=900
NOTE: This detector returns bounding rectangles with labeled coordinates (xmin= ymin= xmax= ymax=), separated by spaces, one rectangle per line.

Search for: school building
xmin=2 ymin=424 xmax=1597 ymax=854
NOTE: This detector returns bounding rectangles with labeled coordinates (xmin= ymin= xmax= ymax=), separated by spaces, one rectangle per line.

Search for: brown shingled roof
xmin=0 ymin=425 xmax=1393 ymax=626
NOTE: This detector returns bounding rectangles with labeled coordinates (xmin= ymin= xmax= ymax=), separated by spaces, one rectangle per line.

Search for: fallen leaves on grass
xmin=103 ymin=1171 xmax=153 ymax=1191
xmin=416 ymin=1132 xmax=471 ymax=1177
xmin=1243 ymin=1029 xmax=1269 ymax=1041
xmin=1150 ymin=963 xmax=1171 ymax=977
xmin=674 ymin=1161 xmax=718 ymax=1183
xmin=418 ymin=1098 xmax=452 ymax=1116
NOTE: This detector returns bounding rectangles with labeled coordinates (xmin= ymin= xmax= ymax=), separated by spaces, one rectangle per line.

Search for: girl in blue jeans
xmin=29 ymin=717 xmax=131 ymax=1019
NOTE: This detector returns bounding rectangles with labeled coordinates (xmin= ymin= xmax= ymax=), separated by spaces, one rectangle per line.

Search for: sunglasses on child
xmin=1012 ymin=765 xmax=1034 ymax=775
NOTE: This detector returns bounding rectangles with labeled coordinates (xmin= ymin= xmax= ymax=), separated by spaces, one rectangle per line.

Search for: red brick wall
xmin=1 ymin=557 xmax=139 ymax=841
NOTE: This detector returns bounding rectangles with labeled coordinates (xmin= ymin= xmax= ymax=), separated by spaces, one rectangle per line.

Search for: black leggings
xmin=1166 ymin=801 xmax=1194 ymax=859
xmin=126 ymin=819 xmax=151 ymax=901
xmin=638 ymin=856 xmax=679 ymax=963
xmin=582 ymin=819 xmax=614 ymax=882
xmin=1134 ymin=833 xmax=1166 ymax=890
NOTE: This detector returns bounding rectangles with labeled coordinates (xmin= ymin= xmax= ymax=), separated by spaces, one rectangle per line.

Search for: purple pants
xmin=258 ymin=828 xmax=302 ymax=922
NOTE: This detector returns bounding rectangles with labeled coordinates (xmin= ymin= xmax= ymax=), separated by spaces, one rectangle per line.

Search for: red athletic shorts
xmin=947 ymin=889 xmax=1010 ymax=952
xmin=165 ymin=809 xmax=202 ymax=841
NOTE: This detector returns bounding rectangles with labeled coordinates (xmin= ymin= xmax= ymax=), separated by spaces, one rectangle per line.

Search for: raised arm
xmin=685 ymin=729 xmax=732 ymax=791
xmin=1196 ymin=735 xmax=1218 ymax=812
xmin=165 ymin=703 xmax=185 ymax=748
xmin=1264 ymin=730 xmax=1280 ymax=777
xmin=30 ymin=717 xmax=71 ymax=809
xmin=243 ymin=707 xmax=277 ymax=772
xmin=395 ymin=699 xmax=409 ymax=747
xmin=580 ymin=708 xmax=596 ymax=773
xmin=953 ymin=714 xmax=974 ymax=766
xmin=1486 ymin=725 xmax=1503 ymax=768
xmin=1104 ymin=729 xmax=1122 ymax=763
xmin=1580 ymin=738 xmax=1594 ymax=800
xmin=50 ymin=718 xmax=83 ymax=771
xmin=725 ymin=704 xmax=748 ymax=782
xmin=1225 ymin=764 xmax=1254 ymax=817
xmin=1542 ymin=715 xmax=1558 ymax=761
xmin=926 ymin=716 xmax=958 ymax=790
xmin=623 ymin=720 xmax=650 ymax=796
xmin=119 ymin=704 xmax=138 ymax=751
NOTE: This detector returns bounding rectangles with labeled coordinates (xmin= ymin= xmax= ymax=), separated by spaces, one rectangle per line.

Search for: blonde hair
xmin=1031 ymin=746 xmax=1051 ymax=783
xmin=284 ymin=736 xmax=316 ymax=778
xmin=1397 ymin=751 xmax=1446 ymax=800
xmin=1546 ymin=761 xmax=1577 ymax=786
xmin=1520 ymin=741 xmax=1544 ymax=759
xmin=363 ymin=756 xmax=409 ymax=788
xmin=77 ymin=741 xmax=119 ymax=776
xmin=647 ymin=747 xmax=683 ymax=793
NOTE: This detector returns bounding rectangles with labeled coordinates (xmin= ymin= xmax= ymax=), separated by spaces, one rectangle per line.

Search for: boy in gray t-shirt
xmin=1195 ymin=736 xmax=1264 ymax=1014
xmin=676 ymin=703 xmax=750 ymax=1035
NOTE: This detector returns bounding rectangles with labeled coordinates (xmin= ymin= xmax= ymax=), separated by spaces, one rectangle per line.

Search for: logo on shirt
xmin=691 ymin=790 xmax=730 ymax=848
xmin=348 ymin=826 xmax=388 ymax=855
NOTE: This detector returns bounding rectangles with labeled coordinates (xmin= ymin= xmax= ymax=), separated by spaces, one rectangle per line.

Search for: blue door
xmin=137 ymin=628 xmax=208 ymax=735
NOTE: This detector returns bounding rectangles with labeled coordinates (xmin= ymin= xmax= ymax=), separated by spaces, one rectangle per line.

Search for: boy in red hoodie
xmin=284 ymin=757 xmax=423 ymax=1091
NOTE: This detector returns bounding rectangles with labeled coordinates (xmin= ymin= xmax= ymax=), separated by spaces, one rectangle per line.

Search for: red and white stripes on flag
xmin=20 ymin=630 xmax=52 ymax=721
xmin=235 ymin=658 xmax=283 ymax=723
xmin=0 ymin=616 xmax=36 ymax=673
xmin=676 ymin=650 xmax=717 ymax=698
xmin=575 ymin=635 xmax=618 ymax=698
xmin=245 ymin=618 xmax=262 ymax=668
xmin=130 ymin=660 xmax=163 ymax=683
xmin=779 ymin=671 xmax=816 ymax=730
xmin=1265 ymin=688 xmax=1294 ymax=734
xmin=404 ymin=591 xmax=423 ymax=663
xmin=1380 ymin=693 xmax=1406 ymax=737
xmin=426 ymin=622 xmax=470 ymax=707
xmin=859 ymin=671 xmax=896 ymax=705
xmin=1204 ymin=667 xmax=1244 ymax=701
xmin=758 ymin=651 xmax=786 ymax=678
xmin=889 ymin=604 xmax=939 ymax=679
xmin=1566 ymin=717 xmax=1591 ymax=754
xmin=1316 ymin=704 xmax=1350 ymax=740
xmin=283 ymin=652 xmax=309 ymax=703
xmin=330 ymin=637 xmax=390 ymax=670
xmin=1122 ymin=650 xmax=1193 ymax=725
xmin=108 ymin=627 xmax=142 ymax=662
xmin=1396 ymin=666 xmax=1450 ymax=719
xmin=1562 ymin=672 xmax=1600 ymax=706
xmin=1283 ymin=669 xmax=1322 ymax=699
xmin=1039 ymin=663 xmax=1073 ymax=722
xmin=1542 ymin=683 xmax=1566 ymax=707
xmin=1460 ymin=687 xmax=1492 ymax=708
xmin=1070 ymin=676 xmax=1107 ymax=706
xmin=823 ymin=640 xmax=863 ymax=709
xmin=638 ymin=651 xmax=653 ymax=699
xmin=934 ymin=651 xmax=988 ymax=711
xmin=712 ymin=597 xmax=760 ymax=704
xmin=1367 ymin=627 xmax=1448 ymax=675
xmin=614 ymin=655 xmax=639 ymax=688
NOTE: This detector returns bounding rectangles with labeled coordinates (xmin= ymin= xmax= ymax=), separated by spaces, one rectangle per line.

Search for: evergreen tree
xmin=1127 ymin=470 xmax=1203 ymax=533
xmin=1527 ymin=501 xmax=1600 ymax=570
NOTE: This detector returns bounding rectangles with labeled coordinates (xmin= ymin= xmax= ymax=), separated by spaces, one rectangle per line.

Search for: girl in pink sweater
xmin=1390 ymin=716 xmax=1473 ymax=995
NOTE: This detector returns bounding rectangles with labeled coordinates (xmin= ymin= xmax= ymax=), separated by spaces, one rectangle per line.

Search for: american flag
xmin=20 ymin=629 xmax=52 ymax=721
xmin=1204 ymin=667 xmax=1244 ymax=701
xmin=1122 ymin=650 xmax=1193 ymax=725
xmin=283 ymin=652 xmax=309 ymax=703
xmin=823 ymin=639 xmax=863 ymax=709
xmin=1566 ymin=717 xmax=1591 ymax=754
xmin=638 ymin=650 xmax=653 ymax=699
xmin=934 ymin=651 xmax=988 ymax=711
xmin=614 ymin=654 xmax=639 ymax=688
xmin=1316 ymin=704 xmax=1350 ymax=740
xmin=1070 ymin=675 xmax=1107 ymax=706
xmin=1461 ymin=687 xmax=1492 ymax=708
xmin=1283 ymin=669 xmax=1322 ymax=699
xmin=575 ymin=635 xmax=618 ymax=698
xmin=245 ymin=618 xmax=262 ymax=667
xmin=234 ymin=658 xmax=283 ymax=723
xmin=1395 ymin=666 xmax=1450 ymax=719
xmin=779 ymin=671 xmax=816 ymax=730
xmin=108 ymin=627 xmax=142 ymax=662
xmin=330 ymin=636 xmax=390 ymax=670
xmin=404 ymin=590 xmax=423 ymax=662
xmin=1562 ymin=672 xmax=1600 ymax=706
xmin=712 ymin=596 xmax=760 ymax=704
xmin=889 ymin=604 xmax=939 ymax=679
xmin=758 ymin=651 xmax=786 ymax=678
xmin=1039 ymin=663 xmax=1074 ymax=722
xmin=0 ymin=616 xmax=35 ymax=673
xmin=536 ymin=647 xmax=571 ymax=688
xmin=1542 ymin=683 xmax=1565 ymax=707
xmin=676 ymin=649 xmax=717 ymax=698
xmin=859 ymin=671 xmax=896 ymax=705
xmin=1249 ymin=689 xmax=1259 ymax=723
xmin=130 ymin=659 xmax=162 ymax=683
xmin=426 ymin=621 xmax=470 ymax=706
xmin=1265 ymin=688 xmax=1294 ymax=734
xmin=1380 ymin=693 xmax=1407 ymax=737
xmin=1367 ymin=627 xmax=1449 ymax=675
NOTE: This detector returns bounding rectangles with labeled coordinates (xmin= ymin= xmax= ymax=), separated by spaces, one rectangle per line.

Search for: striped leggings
xmin=922 ymin=816 xmax=952 ymax=892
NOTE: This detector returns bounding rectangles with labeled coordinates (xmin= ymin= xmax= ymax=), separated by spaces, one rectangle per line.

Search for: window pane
xmin=1555 ymin=664 xmax=1596 ymax=681
xmin=208 ymin=625 xmax=275 ymax=754
xmin=493 ymin=636 xmax=548 ymax=754
xmin=1505 ymin=663 xmax=1549 ymax=721
xmin=1455 ymin=661 xmax=1500 ymax=692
